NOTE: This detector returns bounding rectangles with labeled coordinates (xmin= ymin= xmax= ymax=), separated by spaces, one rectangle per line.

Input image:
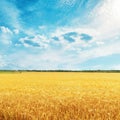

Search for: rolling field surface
xmin=0 ymin=72 xmax=120 ymax=120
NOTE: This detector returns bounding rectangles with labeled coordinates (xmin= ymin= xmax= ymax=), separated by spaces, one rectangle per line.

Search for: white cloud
xmin=74 ymin=40 xmax=120 ymax=64
xmin=4 ymin=51 xmax=63 ymax=70
xmin=0 ymin=26 xmax=13 ymax=34
xmin=51 ymin=27 xmax=99 ymax=48
xmin=0 ymin=0 xmax=21 ymax=29
xmin=0 ymin=26 xmax=20 ymax=45
xmin=50 ymin=0 xmax=120 ymax=63
xmin=38 ymin=26 xmax=46 ymax=30
xmin=3 ymin=37 xmax=120 ymax=70
xmin=13 ymin=29 xmax=19 ymax=34
xmin=19 ymin=35 xmax=49 ymax=48
xmin=91 ymin=0 xmax=120 ymax=38
xmin=112 ymin=65 xmax=120 ymax=70
xmin=0 ymin=26 xmax=13 ymax=45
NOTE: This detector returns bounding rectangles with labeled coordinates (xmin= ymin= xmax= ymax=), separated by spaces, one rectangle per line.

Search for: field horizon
xmin=0 ymin=70 xmax=120 ymax=73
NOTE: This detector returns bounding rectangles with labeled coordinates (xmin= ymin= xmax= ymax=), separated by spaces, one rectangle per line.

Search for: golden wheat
xmin=0 ymin=72 xmax=120 ymax=120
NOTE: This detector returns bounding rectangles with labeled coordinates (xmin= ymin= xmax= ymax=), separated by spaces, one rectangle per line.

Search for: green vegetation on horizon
xmin=0 ymin=70 xmax=120 ymax=73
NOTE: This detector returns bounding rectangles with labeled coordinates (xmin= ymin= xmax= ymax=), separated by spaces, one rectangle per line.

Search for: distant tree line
xmin=0 ymin=70 xmax=120 ymax=73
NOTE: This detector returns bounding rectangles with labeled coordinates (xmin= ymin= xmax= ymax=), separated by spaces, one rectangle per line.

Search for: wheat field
xmin=0 ymin=72 xmax=120 ymax=120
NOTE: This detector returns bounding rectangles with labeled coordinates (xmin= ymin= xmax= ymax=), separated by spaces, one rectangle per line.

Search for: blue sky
xmin=0 ymin=0 xmax=120 ymax=70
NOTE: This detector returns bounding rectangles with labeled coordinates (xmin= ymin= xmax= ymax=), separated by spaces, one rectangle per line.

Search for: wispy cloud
xmin=0 ymin=26 xmax=13 ymax=45
xmin=112 ymin=64 xmax=120 ymax=70
xmin=0 ymin=0 xmax=21 ymax=29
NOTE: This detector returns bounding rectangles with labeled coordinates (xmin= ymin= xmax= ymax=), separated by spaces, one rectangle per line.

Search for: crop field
xmin=0 ymin=72 xmax=120 ymax=120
